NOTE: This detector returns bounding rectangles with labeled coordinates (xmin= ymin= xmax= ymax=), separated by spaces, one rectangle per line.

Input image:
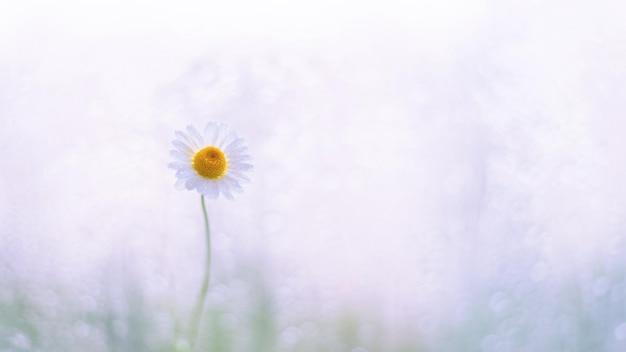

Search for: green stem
xmin=188 ymin=195 xmax=211 ymax=351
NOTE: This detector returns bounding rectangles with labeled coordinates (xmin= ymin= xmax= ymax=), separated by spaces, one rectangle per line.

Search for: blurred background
xmin=1 ymin=0 xmax=626 ymax=350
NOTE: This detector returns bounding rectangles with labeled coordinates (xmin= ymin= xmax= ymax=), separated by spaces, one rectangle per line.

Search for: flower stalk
xmin=188 ymin=195 xmax=212 ymax=351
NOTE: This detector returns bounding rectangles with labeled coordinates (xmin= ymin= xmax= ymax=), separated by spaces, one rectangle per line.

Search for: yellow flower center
xmin=192 ymin=146 xmax=228 ymax=180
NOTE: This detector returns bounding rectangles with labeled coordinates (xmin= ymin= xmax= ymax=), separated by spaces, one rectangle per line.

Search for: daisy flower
xmin=168 ymin=122 xmax=253 ymax=199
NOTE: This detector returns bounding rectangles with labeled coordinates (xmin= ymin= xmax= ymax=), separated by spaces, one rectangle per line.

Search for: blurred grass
xmin=2 ymin=259 xmax=626 ymax=352
xmin=0 ymin=267 xmax=427 ymax=352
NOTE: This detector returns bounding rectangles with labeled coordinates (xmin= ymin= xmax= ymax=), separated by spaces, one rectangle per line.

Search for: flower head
xmin=168 ymin=122 xmax=253 ymax=199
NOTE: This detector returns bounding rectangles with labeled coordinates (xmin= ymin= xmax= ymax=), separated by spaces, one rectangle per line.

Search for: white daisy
xmin=168 ymin=122 xmax=253 ymax=200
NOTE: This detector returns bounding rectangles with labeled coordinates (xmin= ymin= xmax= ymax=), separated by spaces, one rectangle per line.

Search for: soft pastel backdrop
xmin=1 ymin=0 xmax=626 ymax=351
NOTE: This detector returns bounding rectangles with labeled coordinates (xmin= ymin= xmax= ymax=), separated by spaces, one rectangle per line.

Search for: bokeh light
xmin=1 ymin=0 xmax=626 ymax=350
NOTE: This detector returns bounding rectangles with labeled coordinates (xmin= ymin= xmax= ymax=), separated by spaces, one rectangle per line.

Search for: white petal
xmin=199 ymin=181 xmax=219 ymax=199
xmin=177 ymin=168 xmax=197 ymax=178
xmin=231 ymin=162 xmax=254 ymax=172
xmin=218 ymin=130 xmax=238 ymax=149
xmin=170 ymin=150 xmax=190 ymax=162
xmin=227 ymin=169 xmax=251 ymax=183
xmin=196 ymin=181 xmax=208 ymax=195
xmin=203 ymin=122 xmax=219 ymax=145
xmin=221 ymin=187 xmax=234 ymax=200
xmin=174 ymin=131 xmax=199 ymax=151
xmin=224 ymin=138 xmax=244 ymax=153
xmin=225 ymin=143 xmax=248 ymax=156
xmin=186 ymin=125 xmax=205 ymax=147
xmin=223 ymin=175 xmax=243 ymax=193
xmin=213 ymin=180 xmax=232 ymax=200
xmin=168 ymin=161 xmax=189 ymax=170
xmin=227 ymin=154 xmax=252 ymax=164
xmin=213 ymin=123 xmax=229 ymax=146
xmin=185 ymin=176 xmax=202 ymax=190
xmin=172 ymin=140 xmax=195 ymax=156
xmin=174 ymin=177 xmax=187 ymax=190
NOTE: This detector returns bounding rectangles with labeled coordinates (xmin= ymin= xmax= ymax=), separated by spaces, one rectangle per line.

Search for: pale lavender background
xmin=1 ymin=0 xmax=626 ymax=349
